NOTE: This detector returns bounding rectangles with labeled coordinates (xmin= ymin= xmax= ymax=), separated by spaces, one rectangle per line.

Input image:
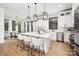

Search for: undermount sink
xmin=38 ymin=30 xmax=45 ymax=34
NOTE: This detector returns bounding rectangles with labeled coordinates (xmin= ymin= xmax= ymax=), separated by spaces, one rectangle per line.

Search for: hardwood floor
xmin=0 ymin=38 xmax=74 ymax=56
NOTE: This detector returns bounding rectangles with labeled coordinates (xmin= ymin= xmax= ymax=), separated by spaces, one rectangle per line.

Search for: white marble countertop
xmin=20 ymin=32 xmax=50 ymax=39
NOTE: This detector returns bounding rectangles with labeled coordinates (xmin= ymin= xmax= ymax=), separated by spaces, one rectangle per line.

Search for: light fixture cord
xmin=35 ymin=3 xmax=37 ymax=14
xmin=28 ymin=6 xmax=29 ymax=16
xmin=44 ymin=3 xmax=46 ymax=11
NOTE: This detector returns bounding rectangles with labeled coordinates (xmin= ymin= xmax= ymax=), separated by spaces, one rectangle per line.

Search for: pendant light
xmin=33 ymin=3 xmax=38 ymax=21
xmin=42 ymin=3 xmax=48 ymax=20
xmin=26 ymin=6 xmax=31 ymax=21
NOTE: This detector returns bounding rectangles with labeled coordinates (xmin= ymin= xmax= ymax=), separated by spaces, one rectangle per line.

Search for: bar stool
xmin=31 ymin=37 xmax=45 ymax=56
xmin=23 ymin=36 xmax=32 ymax=56
xmin=17 ymin=34 xmax=24 ymax=52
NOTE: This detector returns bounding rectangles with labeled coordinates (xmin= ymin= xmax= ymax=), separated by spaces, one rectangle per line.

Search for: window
xmin=31 ymin=21 xmax=33 ymax=32
xmin=49 ymin=17 xmax=58 ymax=30
xmin=12 ymin=21 xmax=16 ymax=31
xmin=27 ymin=21 xmax=33 ymax=32
xmin=4 ymin=19 xmax=9 ymax=31
xmin=18 ymin=24 xmax=21 ymax=33
xmin=27 ymin=21 xmax=30 ymax=32
xmin=24 ymin=22 xmax=26 ymax=32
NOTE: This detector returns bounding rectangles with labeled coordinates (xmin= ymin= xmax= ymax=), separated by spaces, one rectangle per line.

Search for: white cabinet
xmin=58 ymin=9 xmax=74 ymax=29
xmin=50 ymin=32 xmax=56 ymax=41
xmin=58 ymin=12 xmax=65 ymax=28
xmin=64 ymin=32 xmax=71 ymax=43
xmin=64 ymin=10 xmax=73 ymax=27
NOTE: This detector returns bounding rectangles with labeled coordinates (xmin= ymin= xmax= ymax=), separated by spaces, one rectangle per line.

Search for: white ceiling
xmin=0 ymin=3 xmax=72 ymax=19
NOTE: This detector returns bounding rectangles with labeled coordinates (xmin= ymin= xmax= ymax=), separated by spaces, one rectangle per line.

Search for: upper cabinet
xmin=58 ymin=8 xmax=74 ymax=28
xmin=64 ymin=10 xmax=73 ymax=27
xmin=58 ymin=12 xmax=65 ymax=28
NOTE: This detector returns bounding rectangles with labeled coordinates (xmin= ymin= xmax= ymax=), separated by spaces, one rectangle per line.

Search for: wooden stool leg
xmin=22 ymin=41 xmax=24 ymax=52
xmin=27 ymin=47 xmax=29 ymax=56
xmin=36 ymin=46 xmax=38 ymax=53
xmin=20 ymin=41 xmax=22 ymax=51
xmin=16 ymin=39 xmax=19 ymax=48
xmin=36 ymin=46 xmax=40 ymax=56
xmin=30 ymin=45 xmax=34 ymax=56
xmin=20 ymin=40 xmax=24 ymax=52
xmin=27 ymin=46 xmax=29 ymax=56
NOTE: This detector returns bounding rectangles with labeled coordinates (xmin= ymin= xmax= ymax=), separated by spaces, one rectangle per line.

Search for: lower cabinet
xmin=74 ymin=33 xmax=79 ymax=55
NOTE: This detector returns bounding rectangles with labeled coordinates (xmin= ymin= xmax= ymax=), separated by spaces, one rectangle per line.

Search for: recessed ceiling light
xmin=58 ymin=4 xmax=62 ymax=8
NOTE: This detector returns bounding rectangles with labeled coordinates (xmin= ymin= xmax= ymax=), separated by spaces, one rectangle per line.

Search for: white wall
xmin=9 ymin=18 xmax=12 ymax=32
xmin=0 ymin=7 xmax=4 ymax=43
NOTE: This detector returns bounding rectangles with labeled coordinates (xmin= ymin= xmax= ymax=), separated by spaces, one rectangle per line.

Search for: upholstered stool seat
xmin=31 ymin=37 xmax=45 ymax=56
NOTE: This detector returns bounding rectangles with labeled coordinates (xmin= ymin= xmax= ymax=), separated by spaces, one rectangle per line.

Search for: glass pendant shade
xmin=43 ymin=11 xmax=48 ymax=20
xmin=26 ymin=6 xmax=31 ymax=21
xmin=33 ymin=14 xmax=38 ymax=21
xmin=26 ymin=16 xmax=31 ymax=21
xmin=33 ymin=3 xmax=38 ymax=21
xmin=42 ymin=3 xmax=48 ymax=20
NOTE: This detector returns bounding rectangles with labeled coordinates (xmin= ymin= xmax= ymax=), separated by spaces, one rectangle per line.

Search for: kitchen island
xmin=19 ymin=32 xmax=51 ymax=53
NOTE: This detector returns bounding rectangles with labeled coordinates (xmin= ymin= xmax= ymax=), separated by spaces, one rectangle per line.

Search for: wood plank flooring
xmin=0 ymin=38 xmax=75 ymax=56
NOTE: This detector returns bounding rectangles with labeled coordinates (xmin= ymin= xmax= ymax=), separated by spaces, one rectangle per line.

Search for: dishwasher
xmin=56 ymin=32 xmax=64 ymax=42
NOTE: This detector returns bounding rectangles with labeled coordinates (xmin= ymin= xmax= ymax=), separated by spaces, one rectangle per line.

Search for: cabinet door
xmin=64 ymin=32 xmax=70 ymax=43
xmin=65 ymin=11 xmax=73 ymax=27
xmin=58 ymin=13 xmax=65 ymax=28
